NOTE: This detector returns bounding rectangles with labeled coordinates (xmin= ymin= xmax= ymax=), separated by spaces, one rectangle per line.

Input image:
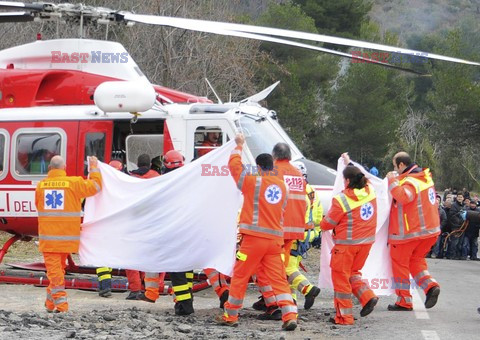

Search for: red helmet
xmin=108 ymin=160 xmax=123 ymax=171
xmin=164 ymin=150 xmax=184 ymax=169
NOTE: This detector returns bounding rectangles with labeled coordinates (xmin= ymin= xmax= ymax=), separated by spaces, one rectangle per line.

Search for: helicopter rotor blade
xmin=122 ymin=13 xmax=480 ymax=67
xmin=0 ymin=1 xmax=47 ymax=11
xmin=0 ymin=11 xmax=33 ymax=22
xmin=123 ymin=13 xmax=426 ymax=75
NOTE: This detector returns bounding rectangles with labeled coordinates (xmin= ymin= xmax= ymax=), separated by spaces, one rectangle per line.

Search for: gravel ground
xmin=0 ymin=233 xmax=374 ymax=339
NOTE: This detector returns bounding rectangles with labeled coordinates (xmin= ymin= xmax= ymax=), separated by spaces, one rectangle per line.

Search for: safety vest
xmin=275 ymin=160 xmax=307 ymax=240
xmin=321 ymin=184 xmax=377 ymax=245
xmin=35 ymin=168 xmax=102 ymax=253
xmin=388 ymin=168 xmax=440 ymax=244
xmin=229 ymin=147 xmax=287 ymax=242
xmin=305 ymin=184 xmax=323 ymax=230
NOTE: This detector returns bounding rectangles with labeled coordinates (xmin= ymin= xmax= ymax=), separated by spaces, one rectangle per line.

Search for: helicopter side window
xmin=194 ymin=126 xmax=224 ymax=160
xmin=84 ymin=133 xmax=106 ymax=176
xmin=0 ymin=130 xmax=7 ymax=181
xmin=12 ymin=129 xmax=66 ymax=180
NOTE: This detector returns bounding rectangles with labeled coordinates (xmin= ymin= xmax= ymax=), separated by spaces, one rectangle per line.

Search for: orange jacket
xmin=229 ymin=146 xmax=287 ymax=242
xmin=274 ymin=160 xmax=307 ymax=240
xmin=35 ymin=167 xmax=102 ymax=253
xmin=130 ymin=168 xmax=160 ymax=178
xmin=388 ymin=167 xmax=440 ymax=244
xmin=198 ymin=140 xmax=221 ymax=157
xmin=321 ymin=184 xmax=377 ymax=245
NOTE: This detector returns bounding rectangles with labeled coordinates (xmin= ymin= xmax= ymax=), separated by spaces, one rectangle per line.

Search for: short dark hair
xmin=272 ymin=143 xmax=291 ymax=161
xmin=256 ymin=153 xmax=274 ymax=171
xmin=343 ymin=166 xmax=367 ymax=189
xmin=137 ymin=154 xmax=151 ymax=168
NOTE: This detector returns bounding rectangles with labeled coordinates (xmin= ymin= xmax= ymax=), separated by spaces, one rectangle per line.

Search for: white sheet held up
xmin=318 ymin=158 xmax=394 ymax=295
xmin=80 ymin=141 xmax=241 ymax=274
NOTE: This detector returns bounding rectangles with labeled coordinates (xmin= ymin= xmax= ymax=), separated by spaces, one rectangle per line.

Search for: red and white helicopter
xmin=0 ymin=2 xmax=478 ymax=288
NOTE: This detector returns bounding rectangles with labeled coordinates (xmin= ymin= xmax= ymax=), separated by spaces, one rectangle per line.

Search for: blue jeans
xmin=432 ymin=233 xmax=448 ymax=257
xmin=447 ymin=233 xmax=462 ymax=258
xmin=462 ymin=235 xmax=479 ymax=259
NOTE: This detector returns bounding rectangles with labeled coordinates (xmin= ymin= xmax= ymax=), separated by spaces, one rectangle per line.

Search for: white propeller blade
xmin=123 ymin=13 xmax=480 ymax=66
xmin=123 ymin=13 xmax=426 ymax=74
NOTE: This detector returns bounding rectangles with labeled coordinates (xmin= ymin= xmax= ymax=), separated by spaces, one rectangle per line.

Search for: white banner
xmin=80 ymin=141 xmax=241 ymax=274
xmin=319 ymin=158 xmax=394 ymax=295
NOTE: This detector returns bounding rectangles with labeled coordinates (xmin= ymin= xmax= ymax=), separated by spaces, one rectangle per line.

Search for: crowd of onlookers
xmin=428 ymin=188 xmax=480 ymax=260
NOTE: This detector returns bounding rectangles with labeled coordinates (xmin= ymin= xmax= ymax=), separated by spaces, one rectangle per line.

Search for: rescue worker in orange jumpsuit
xmin=95 ymin=159 xmax=124 ymax=298
xmin=136 ymin=150 xmax=196 ymax=315
xmin=35 ymin=155 xmax=102 ymax=313
xmin=386 ymin=152 xmax=441 ymax=311
xmin=125 ymin=154 xmax=159 ymax=300
xmin=215 ymin=134 xmax=298 ymax=331
xmin=253 ymin=143 xmax=308 ymax=320
xmin=320 ymin=153 xmax=378 ymax=325
xmin=197 ymin=131 xmax=222 ymax=157
xmin=203 ymin=268 xmax=230 ymax=308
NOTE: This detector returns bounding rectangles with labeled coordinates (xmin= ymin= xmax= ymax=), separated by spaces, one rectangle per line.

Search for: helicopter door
xmin=77 ymin=121 xmax=113 ymax=176
xmin=186 ymin=120 xmax=232 ymax=162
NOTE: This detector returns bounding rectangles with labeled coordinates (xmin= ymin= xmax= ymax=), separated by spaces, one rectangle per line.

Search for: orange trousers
xmin=255 ymin=239 xmax=294 ymax=308
xmin=126 ymin=270 xmax=145 ymax=292
xmin=43 ymin=252 xmax=69 ymax=312
xmin=390 ymin=236 xmax=439 ymax=308
xmin=204 ymin=268 xmax=229 ymax=297
xmin=223 ymin=235 xmax=297 ymax=323
xmin=144 ymin=272 xmax=167 ymax=301
xmin=330 ymin=244 xmax=376 ymax=325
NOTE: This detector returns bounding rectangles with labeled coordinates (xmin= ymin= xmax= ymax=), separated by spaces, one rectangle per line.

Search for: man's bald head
xmin=49 ymin=155 xmax=65 ymax=170
xmin=393 ymin=151 xmax=411 ymax=173
xmin=272 ymin=143 xmax=291 ymax=161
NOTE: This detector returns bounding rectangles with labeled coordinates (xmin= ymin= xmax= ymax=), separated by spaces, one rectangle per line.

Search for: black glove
xmin=311 ymin=235 xmax=321 ymax=249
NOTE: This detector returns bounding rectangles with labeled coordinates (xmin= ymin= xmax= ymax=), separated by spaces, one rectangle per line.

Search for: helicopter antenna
xmin=205 ymin=78 xmax=223 ymax=104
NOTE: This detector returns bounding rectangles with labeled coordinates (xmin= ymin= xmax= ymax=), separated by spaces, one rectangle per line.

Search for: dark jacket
xmin=439 ymin=206 xmax=448 ymax=232
xmin=465 ymin=207 xmax=480 ymax=238
xmin=448 ymin=201 xmax=464 ymax=230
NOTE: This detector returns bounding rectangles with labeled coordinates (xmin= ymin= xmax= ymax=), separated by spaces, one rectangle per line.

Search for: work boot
xmin=137 ymin=292 xmax=155 ymax=303
xmin=174 ymin=300 xmax=194 ymax=316
xmin=304 ymin=286 xmax=321 ymax=310
xmin=424 ymin=286 xmax=440 ymax=309
xmin=387 ymin=304 xmax=413 ymax=311
xmin=99 ymin=290 xmax=112 ymax=298
xmin=360 ymin=297 xmax=378 ymax=317
xmin=281 ymin=319 xmax=297 ymax=331
xmin=125 ymin=291 xmax=142 ymax=300
xmin=214 ymin=315 xmax=238 ymax=327
xmin=252 ymin=296 xmax=267 ymax=311
xmin=257 ymin=306 xmax=282 ymax=320
xmin=219 ymin=290 xmax=229 ymax=309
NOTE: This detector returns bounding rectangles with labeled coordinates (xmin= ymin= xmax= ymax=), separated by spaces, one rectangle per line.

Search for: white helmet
xmin=292 ymin=160 xmax=307 ymax=179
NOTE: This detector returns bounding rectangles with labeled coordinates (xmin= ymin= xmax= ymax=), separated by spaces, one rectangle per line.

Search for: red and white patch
xmin=283 ymin=175 xmax=304 ymax=192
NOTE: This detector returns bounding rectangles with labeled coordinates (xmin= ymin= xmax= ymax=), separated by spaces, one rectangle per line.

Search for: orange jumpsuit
xmin=321 ymin=184 xmax=377 ymax=325
xmin=256 ymin=160 xmax=307 ymax=308
xmin=222 ymin=146 xmax=297 ymax=324
xmin=388 ymin=166 xmax=441 ymax=309
xmin=127 ymin=168 xmax=160 ymax=294
xmin=35 ymin=166 xmax=102 ymax=312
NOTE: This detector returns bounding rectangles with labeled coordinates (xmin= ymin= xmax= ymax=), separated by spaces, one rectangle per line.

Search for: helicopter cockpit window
xmin=194 ymin=126 xmax=224 ymax=159
xmin=84 ymin=133 xmax=106 ymax=176
xmin=12 ymin=129 xmax=66 ymax=180
xmin=240 ymin=116 xmax=288 ymax=159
